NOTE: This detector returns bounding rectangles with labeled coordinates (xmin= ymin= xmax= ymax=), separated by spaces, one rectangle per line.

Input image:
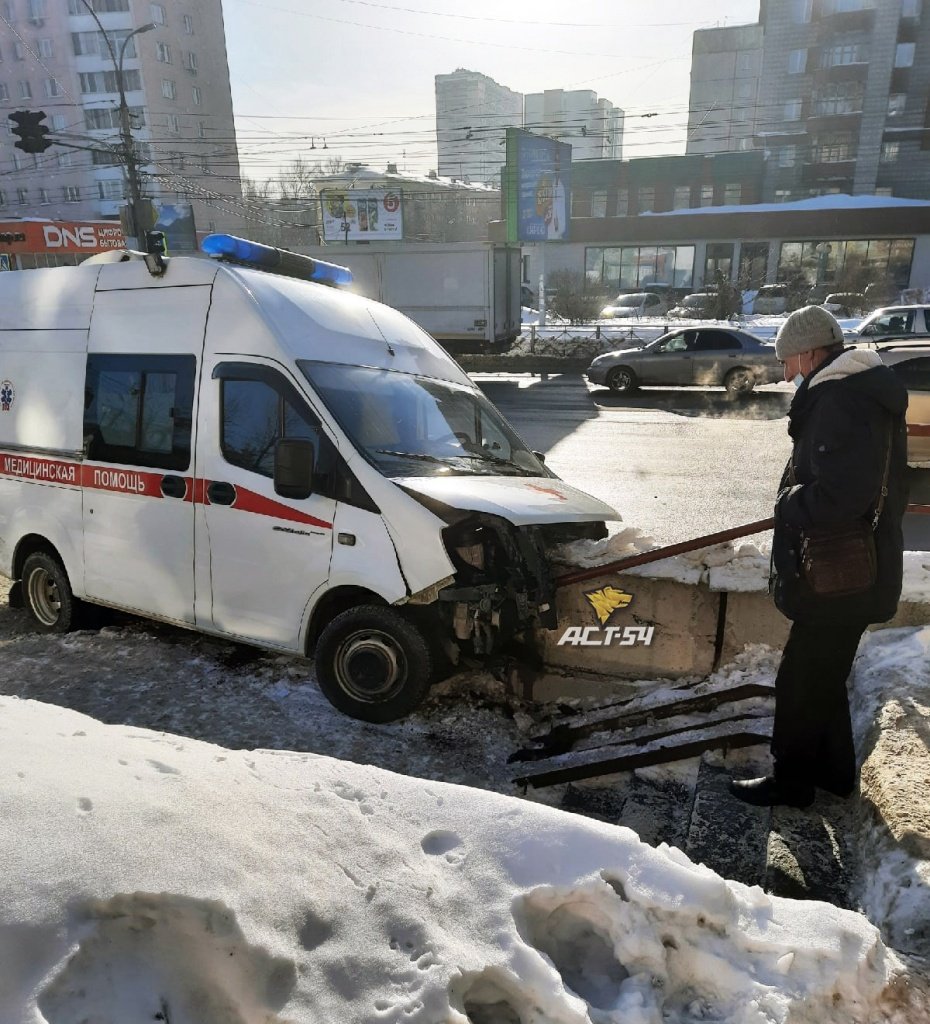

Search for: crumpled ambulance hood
xmin=396 ymin=475 xmax=619 ymax=526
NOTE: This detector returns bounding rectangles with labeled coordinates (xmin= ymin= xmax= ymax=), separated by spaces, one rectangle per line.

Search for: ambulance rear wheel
xmin=315 ymin=606 xmax=433 ymax=723
xmin=21 ymin=552 xmax=78 ymax=633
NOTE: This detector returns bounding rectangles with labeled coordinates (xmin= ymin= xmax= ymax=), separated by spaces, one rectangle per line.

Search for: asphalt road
xmin=473 ymin=372 xmax=930 ymax=551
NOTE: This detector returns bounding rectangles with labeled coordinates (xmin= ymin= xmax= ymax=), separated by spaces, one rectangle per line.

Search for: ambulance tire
xmin=21 ymin=552 xmax=80 ymax=633
xmin=315 ymin=605 xmax=433 ymax=723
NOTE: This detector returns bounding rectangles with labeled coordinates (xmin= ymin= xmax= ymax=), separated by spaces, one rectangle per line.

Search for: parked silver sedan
xmin=586 ymin=327 xmax=783 ymax=396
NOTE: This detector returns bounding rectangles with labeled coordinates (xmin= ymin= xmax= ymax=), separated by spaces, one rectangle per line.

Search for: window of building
xmin=888 ymin=93 xmax=907 ymax=117
xmin=220 ymin=373 xmax=325 ymax=481
xmin=779 ymin=144 xmax=797 ymax=167
xmin=183 ymin=13 xmax=194 ymax=33
xmin=814 ymin=131 xmax=854 ymax=161
xmin=778 ymin=237 xmax=914 ymax=286
xmin=167 ymin=113 xmax=180 ymax=133
xmin=637 ymin=186 xmax=655 ymax=213
xmin=192 ymin=85 xmax=202 ymax=105
xmin=815 ymin=80 xmax=864 ymax=115
xmin=92 ymin=149 xmax=121 ymax=166
xmin=84 ymin=354 xmax=196 ymax=471
xmin=85 ymin=106 xmax=143 ymax=130
xmin=38 ymin=38 xmax=53 ymax=57
xmin=775 ymin=189 xmax=793 ymax=202
xmin=784 ymin=98 xmax=803 ymax=120
xmin=72 ymin=30 xmax=137 ymax=58
xmin=585 ymin=245 xmax=695 ymax=290
xmin=58 ymin=150 xmax=74 ymax=167
xmin=0 ymin=191 xmax=6 ymax=208
xmin=902 ymin=0 xmax=920 ymax=17
xmin=39 ymin=188 xmax=50 ymax=204
xmin=881 ymin=141 xmax=901 ymax=161
xmin=737 ymin=51 xmax=756 ymax=73
xmin=150 ymin=2 xmax=166 ymax=24
xmin=673 ymin=185 xmax=691 ymax=209
xmin=792 ymin=0 xmax=813 ymax=21
xmin=198 ymin=121 xmax=206 ymax=139
xmin=591 ymin=190 xmax=607 ymax=218
xmin=18 ymin=80 xmax=32 ymax=99
xmin=156 ymin=41 xmax=171 ymax=63
xmin=13 ymin=41 xmax=26 ymax=60
xmin=62 ymin=185 xmax=79 ymax=202
xmin=162 ymin=78 xmax=176 ymax=100
xmin=43 ymin=78 xmax=62 ymax=97
xmin=700 ymin=185 xmax=714 ymax=207
xmin=68 ymin=0 xmax=130 ymax=11
xmin=185 ymin=50 xmax=197 ymax=72
xmin=0 ymin=1 xmax=12 ymax=20
xmin=875 ymin=186 xmax=894 ymax=196
xmin=822 ymin=40 xmax=864 ymax=66
xmin=788 ymin=48 xmax=807 ymax=73
xmin=28 ymin=0 xmax=47 ymax=19
xmin=79 ymin=70 xmax=142 ymax=93
xmin=895 ymin=42 xmax=916 ymax=66
xmin=724 ymin=183 xmax=742 ymax=204
xmin=0 ymin=83 xmax=8 ymax=101
xmin=17 ymin=188 xmax=28 ymax=204
xmin=98 ymin=179 xmax=124 ymax=200
xmin=616 ymin=188 xmax=628 ymax=216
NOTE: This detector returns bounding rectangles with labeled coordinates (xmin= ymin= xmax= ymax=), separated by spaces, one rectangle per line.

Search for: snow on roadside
xmin=0 ymin=694 xmax=903 ymax=1024
xmin=553 ymin=524 xmax=930 ymax=603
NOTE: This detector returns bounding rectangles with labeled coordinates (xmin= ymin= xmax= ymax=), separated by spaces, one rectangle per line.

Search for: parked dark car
xmin=585 ymin=327 xmax=783 ymax=396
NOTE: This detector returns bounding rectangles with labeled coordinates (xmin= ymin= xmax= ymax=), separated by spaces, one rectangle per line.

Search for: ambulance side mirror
xmin=274 ymin=438 xmax=315 ymax=500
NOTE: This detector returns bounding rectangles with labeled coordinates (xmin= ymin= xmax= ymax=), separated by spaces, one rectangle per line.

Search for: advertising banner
xmin=0 ymin=220 xmax=126 ymax=254
xmin=504 ymin=129 xmax=572 ymax=243
xmin=320 ymin=189 xmax=403 ymax=241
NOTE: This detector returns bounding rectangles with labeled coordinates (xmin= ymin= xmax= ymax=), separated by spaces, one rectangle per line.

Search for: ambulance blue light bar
xmin=201 ymin=234 xmax=353 ymax=288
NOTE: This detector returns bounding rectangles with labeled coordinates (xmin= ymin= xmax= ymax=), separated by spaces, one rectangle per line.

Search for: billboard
xmin=0 ymin=220 xmax=125 ymax=254
xmin=320 ymin=189 xmax=403 ymax=242
xmin=504 ymin=129 xmax=572 ymax=243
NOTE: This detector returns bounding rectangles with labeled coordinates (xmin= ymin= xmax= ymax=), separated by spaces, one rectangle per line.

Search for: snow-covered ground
xmin=0 ymin=690 xmax=920 ymax=1024
xmin=2 ymin=555 xmax=930 ymax=1019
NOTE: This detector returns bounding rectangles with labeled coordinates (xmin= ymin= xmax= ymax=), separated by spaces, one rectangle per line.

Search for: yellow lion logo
xmin=584 ymin=586 xmax=633 ymax=626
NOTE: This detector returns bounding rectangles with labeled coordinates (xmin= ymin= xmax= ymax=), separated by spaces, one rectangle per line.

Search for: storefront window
xmin=585 ymin=245 xmax=695 ymax=290
xmin=777 ymin=238 xmax=914 ymax=287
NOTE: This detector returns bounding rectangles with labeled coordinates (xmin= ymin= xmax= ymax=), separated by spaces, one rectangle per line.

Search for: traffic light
xmin=9 ymin=110 xmax=52 ymax=154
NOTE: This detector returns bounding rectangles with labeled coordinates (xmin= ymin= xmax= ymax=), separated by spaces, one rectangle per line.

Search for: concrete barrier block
xmin=720 ymin=592 xmax=790 ymax=665
xmin=539 ymin=572 xmax=719 ymax=680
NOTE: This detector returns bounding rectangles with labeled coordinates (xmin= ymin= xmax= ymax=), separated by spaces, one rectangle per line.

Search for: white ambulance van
xmin=0 ymin=236 xmax=618 ymax=721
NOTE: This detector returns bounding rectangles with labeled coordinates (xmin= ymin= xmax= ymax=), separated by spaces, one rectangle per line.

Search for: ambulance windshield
xmin=299 ymin=362 xmax=547 ymax=478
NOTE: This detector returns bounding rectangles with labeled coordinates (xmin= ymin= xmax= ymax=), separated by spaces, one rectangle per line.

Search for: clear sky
xmin=221 ymin=0 xmax=762 ymax=187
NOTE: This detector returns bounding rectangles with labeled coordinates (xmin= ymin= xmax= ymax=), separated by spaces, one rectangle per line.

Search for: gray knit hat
xmin=774 ymin=305 xmax=845 ymax=360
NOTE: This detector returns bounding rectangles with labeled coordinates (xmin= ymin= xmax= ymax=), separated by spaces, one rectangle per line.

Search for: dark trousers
xmin=771 ymin=618 xmax=867 ymax=795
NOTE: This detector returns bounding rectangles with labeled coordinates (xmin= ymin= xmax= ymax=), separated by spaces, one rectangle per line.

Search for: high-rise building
xmin=0 ymin=0 xmax=242 ymax=237
xmin=691 ymin=0 xmax=930 ymax=201
xmin=686 ymin=24 xmax=763 ymax=155
xmin=523 ymin=88 xmax=624 ymax=161
xmin=435 ymin=69 xmax=523 ymax=185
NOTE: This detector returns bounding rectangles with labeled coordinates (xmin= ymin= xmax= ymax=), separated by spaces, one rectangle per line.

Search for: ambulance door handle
xmin=207 ymin=480 xmax=237 ymax=506
xmin=160 ymin=474 xmax=187 ymax=499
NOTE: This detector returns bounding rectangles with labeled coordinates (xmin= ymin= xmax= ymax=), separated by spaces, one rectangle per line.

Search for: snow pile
xmin=848 ymin=627 xmax=930 ymax=957
xmin=554 ymin=526 xmax=930 ymax=603
xmin=0 ymin=695 xmax=903 ymax=1024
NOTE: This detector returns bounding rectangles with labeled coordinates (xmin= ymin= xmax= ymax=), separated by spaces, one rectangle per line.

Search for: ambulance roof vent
xmin=201 ymin=234 xmax=353 ymax=288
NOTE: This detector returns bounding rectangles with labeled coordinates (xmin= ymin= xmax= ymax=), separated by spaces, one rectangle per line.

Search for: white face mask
xmin=793 ymin=373 xmax=805 ymax=389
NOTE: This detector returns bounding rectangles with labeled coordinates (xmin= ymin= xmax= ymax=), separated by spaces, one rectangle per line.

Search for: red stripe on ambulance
xmin=226 ymin=484 xmax=332 ymax=529
xmin=1 ymin=454 xmax=78 ymax=484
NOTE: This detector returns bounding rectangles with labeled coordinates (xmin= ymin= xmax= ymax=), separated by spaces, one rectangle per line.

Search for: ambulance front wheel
xmin=21 ymin=552 xmax=80 ymax=633
xmin=315 ymin=605 xmax=433 ymax=723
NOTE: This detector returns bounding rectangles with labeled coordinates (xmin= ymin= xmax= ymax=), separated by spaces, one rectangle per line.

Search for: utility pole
xmin=78 ymin=1 xmax=156 ymax=248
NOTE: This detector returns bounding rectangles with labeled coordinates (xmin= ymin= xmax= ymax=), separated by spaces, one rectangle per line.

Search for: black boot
xmin=728 ymin=775 xmax=815 ymax=809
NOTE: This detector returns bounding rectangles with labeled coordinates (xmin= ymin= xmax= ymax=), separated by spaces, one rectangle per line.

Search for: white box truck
xmin=0 ymin=235 xmax=615 ymax=722
xmin=299 ymin=242 xmax=522 ymax=352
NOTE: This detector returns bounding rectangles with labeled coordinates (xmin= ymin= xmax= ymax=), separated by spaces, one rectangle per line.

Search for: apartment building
xmin=686 ymin=24 xmax=763 ymax=155
xmin=696 ymin=0 xmax=930 ymax=200
xmin=435 ymin=69 xmax=523 ymax=185
xmin=523 ymin=88 xmax=624 ymax=161
xmin=0 ymin=0 xmax=242 ymax=240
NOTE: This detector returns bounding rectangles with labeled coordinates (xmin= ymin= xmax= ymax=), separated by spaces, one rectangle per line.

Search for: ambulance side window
xmin=220 ymin=374 xmax=325 ymax=481
xmin=84 ymin=354 xmax=195 ymax=471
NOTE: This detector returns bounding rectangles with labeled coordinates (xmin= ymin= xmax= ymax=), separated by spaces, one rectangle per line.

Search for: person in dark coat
xmin=729 ymin=305 xmax=909 ymax=808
